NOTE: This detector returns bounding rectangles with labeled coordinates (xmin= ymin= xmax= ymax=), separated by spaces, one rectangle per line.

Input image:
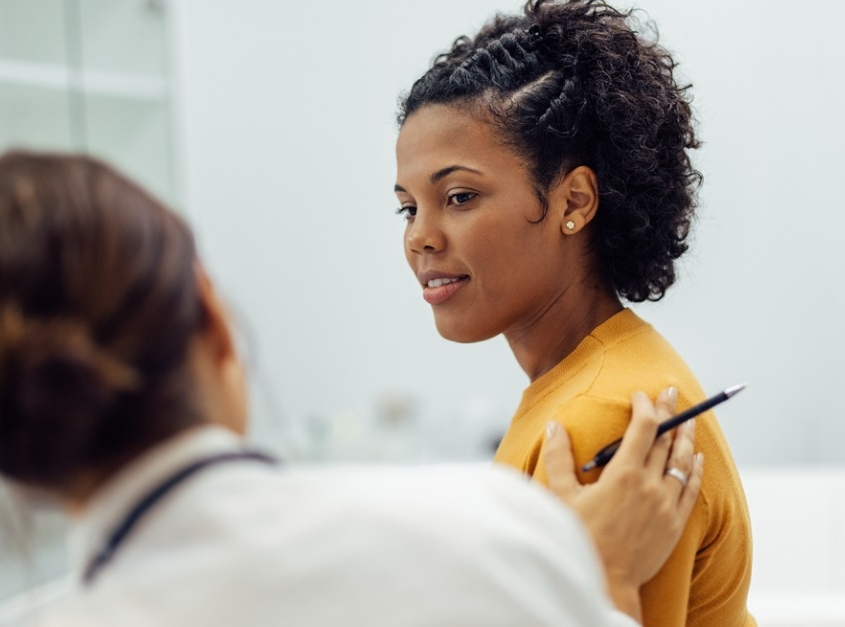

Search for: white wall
xmin=169 ymin=0 xmax=845 ymax=465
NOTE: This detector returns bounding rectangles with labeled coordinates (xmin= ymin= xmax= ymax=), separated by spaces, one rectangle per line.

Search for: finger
xmin=676 ymin=452 xmax=704 ymax=520
xmin=645 ymin=430 xmax=673 ymax=475
xmin=644 ymin=387 xmax=679 ymax=473
xmin=661 ymin=417 xmax=697 ymax=500
xmin=543 ymin=421 xmax=582 ymax=504
xmin=611 ymin=391 xmax=661 ymax=466
xmin=667 ymin=416 xmax=697 ymax=475
xmin=654 ymin=385 xmax=678 ymax=419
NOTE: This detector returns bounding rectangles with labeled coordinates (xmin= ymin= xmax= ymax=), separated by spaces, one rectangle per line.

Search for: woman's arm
xmin=543 ymin=388 xmax=704 ymax=623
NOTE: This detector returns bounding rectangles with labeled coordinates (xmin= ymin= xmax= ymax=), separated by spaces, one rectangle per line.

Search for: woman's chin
xmin=434 ymin=319 xmax=498 ymax=344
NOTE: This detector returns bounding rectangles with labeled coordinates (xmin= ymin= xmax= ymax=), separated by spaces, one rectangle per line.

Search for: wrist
xmin=605 ymin=575 xmax=643 ymax=624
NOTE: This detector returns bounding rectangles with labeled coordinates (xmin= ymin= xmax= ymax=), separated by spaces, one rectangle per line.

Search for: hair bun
xmin=0 ymin=307 xmax=140 ymax=485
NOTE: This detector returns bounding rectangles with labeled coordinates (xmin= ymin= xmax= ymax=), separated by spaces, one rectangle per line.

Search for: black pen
xmin=581 ymin=383 xmax=747 ymax=472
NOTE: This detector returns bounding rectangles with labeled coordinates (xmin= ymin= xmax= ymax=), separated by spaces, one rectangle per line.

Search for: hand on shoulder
xmin=542 ymin=387 xmax=704 ymax=623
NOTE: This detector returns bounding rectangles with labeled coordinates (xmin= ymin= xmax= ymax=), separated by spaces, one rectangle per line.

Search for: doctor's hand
xmin=542 ymin=388 xmax=703 ymax=624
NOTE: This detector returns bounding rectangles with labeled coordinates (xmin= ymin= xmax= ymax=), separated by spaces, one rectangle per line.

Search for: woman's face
xmin=395 ymin=105 xmax=575 ymax=343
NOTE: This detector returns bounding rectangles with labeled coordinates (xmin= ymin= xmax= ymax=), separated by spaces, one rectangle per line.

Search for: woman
xmin=394 ymin=1 xmax=753 ymax=625
xmin=0 ymin=150 xmax=701 ymax=626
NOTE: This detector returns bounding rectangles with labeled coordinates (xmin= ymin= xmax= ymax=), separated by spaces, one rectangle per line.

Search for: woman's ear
xmin=195 ymin=265 xmax=237 ymax=364
xmin=550 ymin=166 xmax=599 ymax=235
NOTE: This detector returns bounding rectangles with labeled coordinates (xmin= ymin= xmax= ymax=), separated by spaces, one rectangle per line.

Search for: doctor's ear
xmin=194 ymin=265 xmax=238 ymax=364
xmin=551 ymin=166 xmax=599 ymax=235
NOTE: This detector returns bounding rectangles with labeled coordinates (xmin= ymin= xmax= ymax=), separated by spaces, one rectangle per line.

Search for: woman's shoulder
xmin=533 ymin=309 xmax=703 ymax=408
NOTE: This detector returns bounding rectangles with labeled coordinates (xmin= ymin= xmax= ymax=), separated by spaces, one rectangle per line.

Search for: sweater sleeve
xmin=529 ymin=396 xmax=755 ymax=627
xmin=684 ymin=421 xmax=756 ymax=627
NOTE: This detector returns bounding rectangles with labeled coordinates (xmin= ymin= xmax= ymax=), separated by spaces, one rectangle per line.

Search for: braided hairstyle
xmin=0 ymin=150 xmax=206 ymax=490
xmin=399 ymin=0 xmax=701 ymax=302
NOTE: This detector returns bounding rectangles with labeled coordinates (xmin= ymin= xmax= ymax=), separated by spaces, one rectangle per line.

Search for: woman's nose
xmin=406 ymin=211 xmax=446 ymax=254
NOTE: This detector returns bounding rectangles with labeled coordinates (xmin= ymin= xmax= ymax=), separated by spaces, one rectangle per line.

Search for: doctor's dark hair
xmin=0 ymin=150 xmax=206 ymax=490
xmin=398 ymin=0 xmax=701 ymax=302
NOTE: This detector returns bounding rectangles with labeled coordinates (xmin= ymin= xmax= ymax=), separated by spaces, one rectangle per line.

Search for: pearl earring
xmin=565 ymin=220 xmax=576 ymax=231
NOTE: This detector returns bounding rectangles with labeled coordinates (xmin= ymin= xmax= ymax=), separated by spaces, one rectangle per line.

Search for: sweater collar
xmin=522 ymin=308 xmax=649 ymax=399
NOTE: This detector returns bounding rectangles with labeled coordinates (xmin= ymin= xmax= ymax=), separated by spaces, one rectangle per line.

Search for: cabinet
xmin=0 ymin=0 xmax=178 ymax=610
xmin=0 ymin=0 xmax=178 ymax=206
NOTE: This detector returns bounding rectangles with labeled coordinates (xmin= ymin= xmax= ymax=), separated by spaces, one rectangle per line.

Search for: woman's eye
xmin=396 ymin=205 xmax=417 ymax=219
xmin=447 ymin=191 xmax=476 ymax=206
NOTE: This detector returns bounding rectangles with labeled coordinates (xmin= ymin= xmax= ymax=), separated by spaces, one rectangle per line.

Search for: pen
xmin=581 ymin=383 xmax=747 ymax=472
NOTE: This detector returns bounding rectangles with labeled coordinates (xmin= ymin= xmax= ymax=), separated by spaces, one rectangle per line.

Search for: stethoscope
xmin=83 ymin=450 xmax=279 ymax=585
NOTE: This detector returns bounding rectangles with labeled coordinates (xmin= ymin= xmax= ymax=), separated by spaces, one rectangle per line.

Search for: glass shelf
xmin=0 ymin=58 xmax=168 ymax=101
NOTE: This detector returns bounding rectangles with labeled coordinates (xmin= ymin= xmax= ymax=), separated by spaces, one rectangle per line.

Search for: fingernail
xmin=685 ymin=418 xmax=696 ymax=432
xmin=695 ymin=452 xmax=704 ymax=466
xmin=666 ymin=386 xmax=678 ymax=403
xmin=545 ymin=421 xmax=559 ymax=439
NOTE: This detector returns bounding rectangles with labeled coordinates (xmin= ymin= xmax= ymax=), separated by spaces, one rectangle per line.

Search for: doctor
xmin=0 ymin=150 xmax=701 ymax=626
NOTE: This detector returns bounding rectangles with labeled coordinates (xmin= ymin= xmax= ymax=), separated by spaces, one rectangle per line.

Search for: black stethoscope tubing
xmin=83 ymin=450 xmax=279 ymax=585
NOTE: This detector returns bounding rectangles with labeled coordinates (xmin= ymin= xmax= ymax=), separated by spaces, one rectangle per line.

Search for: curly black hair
xmin=398 ymin=0 xmax=701 ymax=302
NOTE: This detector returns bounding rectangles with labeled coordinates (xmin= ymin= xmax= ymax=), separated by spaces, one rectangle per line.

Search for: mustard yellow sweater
xmin=494 ymin=309 xmax=755 ymax=627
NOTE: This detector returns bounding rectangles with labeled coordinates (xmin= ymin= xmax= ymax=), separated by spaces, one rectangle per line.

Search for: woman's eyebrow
xmin=430 ymin=165 xmax=482 ymax=183
xmin=394 ymin=165 xmax=483 ymax=193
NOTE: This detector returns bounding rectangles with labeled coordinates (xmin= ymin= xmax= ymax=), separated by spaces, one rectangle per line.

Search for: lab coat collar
xmin=68 ymin=425 xmax=244 ymax=580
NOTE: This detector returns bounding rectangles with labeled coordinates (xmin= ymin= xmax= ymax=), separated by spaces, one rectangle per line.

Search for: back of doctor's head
xmin=0 ymin=150 xmax=206 ymax=492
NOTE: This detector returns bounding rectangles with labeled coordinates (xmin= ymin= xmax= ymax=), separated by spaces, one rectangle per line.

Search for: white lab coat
xmin=31 ymin=426 xmax=637 ymax=627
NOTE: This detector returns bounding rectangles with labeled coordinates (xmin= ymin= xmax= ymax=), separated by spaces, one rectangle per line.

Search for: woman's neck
xmin=505 ymin=282 xmax=622 ymax=382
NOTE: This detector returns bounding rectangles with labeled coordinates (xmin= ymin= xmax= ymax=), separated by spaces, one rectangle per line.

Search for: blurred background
xmin=0 ymin=0 xmax=843 ymax=624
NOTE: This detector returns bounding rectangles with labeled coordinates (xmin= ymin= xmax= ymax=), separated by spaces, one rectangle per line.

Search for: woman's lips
xmin=422 ymin=276 xmax=469 ymax=305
